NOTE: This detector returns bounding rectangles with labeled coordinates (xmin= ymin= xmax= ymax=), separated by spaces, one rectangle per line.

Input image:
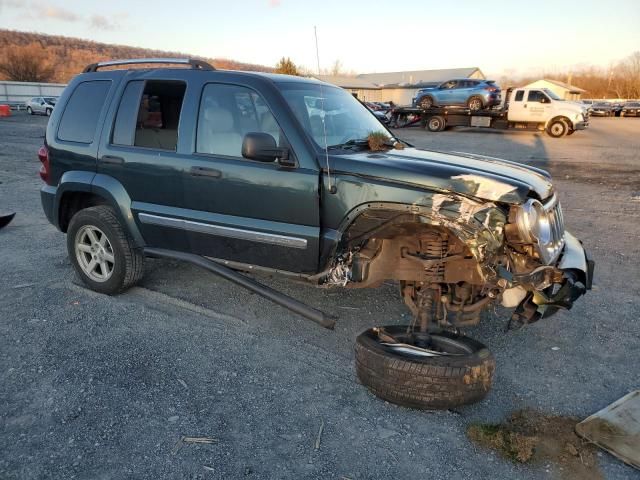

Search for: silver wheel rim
xmin=429 ymin=118 xmax=440 ymax=130
xmin=75 ymin=225 xmax=115 ymax=282
xmin=422 ymin=98 xmax=432 ymax=108
xmin=469 ymin=98 xmax=481 ymax=110
xmin=551 ymin=123 xmax=564 ymax=136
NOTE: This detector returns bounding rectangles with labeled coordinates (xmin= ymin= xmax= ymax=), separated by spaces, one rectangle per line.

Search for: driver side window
xmin=527 ymin=90 xmax=548 ymax=103
xmin=196 ymin=84 xmax=285 ymax=158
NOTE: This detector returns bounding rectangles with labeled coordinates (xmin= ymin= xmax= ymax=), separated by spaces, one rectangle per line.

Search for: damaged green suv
xmin=40 ymin=59 xmax=593 ymax=409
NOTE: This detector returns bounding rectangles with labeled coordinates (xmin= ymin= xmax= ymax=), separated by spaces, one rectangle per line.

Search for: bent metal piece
xmin=0 ymin=212 xmax=15 ymax=229
xmin=143 ymin=248 xmax=335 ymax=330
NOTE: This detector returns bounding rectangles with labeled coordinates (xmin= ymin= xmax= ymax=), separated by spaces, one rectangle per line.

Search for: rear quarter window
xmin=57 ymin=80 xmax=111 ymax=144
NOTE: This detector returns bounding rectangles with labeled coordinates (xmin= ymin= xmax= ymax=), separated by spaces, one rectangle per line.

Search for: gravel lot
xmin=1 ymin=112 xmax=639 ymax=479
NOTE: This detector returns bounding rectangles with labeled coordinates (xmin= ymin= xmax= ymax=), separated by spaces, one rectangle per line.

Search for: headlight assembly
xmin=505 ymin=197 xmax=566 ymax=264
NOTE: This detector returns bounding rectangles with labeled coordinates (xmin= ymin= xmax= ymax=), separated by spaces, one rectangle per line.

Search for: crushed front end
xmin=501 ymin=194 xmax=594 ymax=327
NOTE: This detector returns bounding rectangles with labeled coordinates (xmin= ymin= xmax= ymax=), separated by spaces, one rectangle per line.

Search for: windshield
xmin=280 ymin=83 xmax=392 ymax=149
xmin=44 ymin=97 xmax=56 ymax=102
xmin=542 ymin=88 xmax=563 ymax=101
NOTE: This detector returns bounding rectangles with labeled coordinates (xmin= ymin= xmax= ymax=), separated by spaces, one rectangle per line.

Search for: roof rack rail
xmin=82 ymin=58 xmax=215 ymax=73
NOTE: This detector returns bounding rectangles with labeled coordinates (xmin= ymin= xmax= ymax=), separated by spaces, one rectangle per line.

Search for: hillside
xmin=0 ymin=30 xmax=272 ymax=83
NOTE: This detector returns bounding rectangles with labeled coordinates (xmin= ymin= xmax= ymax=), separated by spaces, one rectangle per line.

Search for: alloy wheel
xmin=74 ymin=225 xmax=115 ymax=282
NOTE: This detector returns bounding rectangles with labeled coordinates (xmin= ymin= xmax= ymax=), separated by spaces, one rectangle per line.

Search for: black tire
xmin=418 ymin=96 xmax=433 ymax=109
xmin=67 ymin=206 xmax=144 ymax=295
xmin=27 ymin=106 xmax=33 ymax=115
xmin=426 ymin=115 xmax=446 ymax=132
xmin=467 ymin=96 xmax=484 ymax=111
xmin=546 ymin=119 xmax=569 ymax=138
xmin=46 ymin=108 xmax=52 ymax=116
xmin=355 ymin=326 xmax=495 ymax=409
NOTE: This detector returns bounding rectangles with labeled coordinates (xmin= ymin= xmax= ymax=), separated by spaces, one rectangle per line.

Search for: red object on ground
xmin=0 ymin=105 xmax=11 ymax=116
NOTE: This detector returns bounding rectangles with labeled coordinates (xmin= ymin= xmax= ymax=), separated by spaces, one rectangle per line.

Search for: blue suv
xmin=413 ymin=79 xmax=501 ymax=110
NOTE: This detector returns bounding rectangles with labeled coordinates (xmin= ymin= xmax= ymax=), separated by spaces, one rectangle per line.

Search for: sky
xmin=1 ymin=0 xmax=639 ymax=77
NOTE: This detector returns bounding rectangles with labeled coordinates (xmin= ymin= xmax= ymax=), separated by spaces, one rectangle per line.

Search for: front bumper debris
xmin=509 ymin=231 xmax=594 ymax=327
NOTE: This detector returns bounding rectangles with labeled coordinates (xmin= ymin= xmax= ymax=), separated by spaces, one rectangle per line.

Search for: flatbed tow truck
xmin=391 ymin=87 xmax=589 ymax=138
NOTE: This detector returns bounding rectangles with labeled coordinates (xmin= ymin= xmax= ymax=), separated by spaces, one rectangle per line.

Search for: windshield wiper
xmin=327 ymin=138 xmax=370 ymax=150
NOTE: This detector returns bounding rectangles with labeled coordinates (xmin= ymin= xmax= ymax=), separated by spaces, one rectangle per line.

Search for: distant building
xmin=523 ymin=79 xmax=586 ymax=101
xmin=316 ymin=67 xmax=485 ymax=106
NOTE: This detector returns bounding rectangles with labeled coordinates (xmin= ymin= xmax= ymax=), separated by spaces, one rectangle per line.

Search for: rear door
xmin=174 ymin=80 xmax=321 ymax=274
xmin=507 ymin=89 xmax=528 ymax=121
xmin=98 ymin=75 xmax=193 ymax=252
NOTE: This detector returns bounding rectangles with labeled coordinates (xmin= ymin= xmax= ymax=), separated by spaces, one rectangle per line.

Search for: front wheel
xmin=546 ymin=119 xmax=569 ymax=138
xmin=355 ymin=326 xmax=495 ymax=409
xmin=67 ymin=206 xmax=144 ymax=295
xmin=418 ymin=96 xmax=433 ymax=109
xmin=46 ymin=108 xmax=52 ymax=116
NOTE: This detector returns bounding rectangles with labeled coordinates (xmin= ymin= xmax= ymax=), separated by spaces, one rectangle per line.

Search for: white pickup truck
xmin=397 ymin=87 xmax=589 ymax=137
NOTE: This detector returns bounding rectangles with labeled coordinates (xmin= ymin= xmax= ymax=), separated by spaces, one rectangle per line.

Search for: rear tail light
xmin=38 ymin=145 xmax=51 ymax=184
xmin=484 ymin=86 xmax=498 ymax=92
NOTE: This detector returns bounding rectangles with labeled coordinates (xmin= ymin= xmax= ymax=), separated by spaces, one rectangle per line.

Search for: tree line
xmin=0 ymin=29 xmax=271 ymax=83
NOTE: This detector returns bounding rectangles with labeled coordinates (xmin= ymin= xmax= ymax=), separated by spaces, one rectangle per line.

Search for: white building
xmin=316 ymin=67 xmax=485 ymax=106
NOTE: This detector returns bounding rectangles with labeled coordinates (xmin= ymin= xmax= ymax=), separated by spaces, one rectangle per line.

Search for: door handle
xmin=101 ymin=155 xmax=124 ymax=165
xmin=190 ymin=166 xmax=222 ymax=178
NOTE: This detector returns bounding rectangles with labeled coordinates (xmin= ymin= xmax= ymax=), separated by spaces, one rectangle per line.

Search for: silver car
xmin=26 ymin=97 xmax=57 ymax=116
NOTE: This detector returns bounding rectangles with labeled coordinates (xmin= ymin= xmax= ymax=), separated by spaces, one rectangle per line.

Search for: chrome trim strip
xmin=138 ymin=213 xmax=307 ymax=249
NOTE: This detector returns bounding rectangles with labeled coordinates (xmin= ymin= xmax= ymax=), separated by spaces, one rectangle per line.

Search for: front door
xmin=509 ymin=89 xmax=551 ymax=122
xmin=178 ymin=81 xmax=320 ymax=274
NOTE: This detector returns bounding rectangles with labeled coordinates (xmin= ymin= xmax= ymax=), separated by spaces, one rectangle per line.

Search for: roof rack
xmin=82 ymin=58 xmax=215 ymax=73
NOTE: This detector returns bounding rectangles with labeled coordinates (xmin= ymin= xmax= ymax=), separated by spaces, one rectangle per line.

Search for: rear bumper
xmin=40 ymin=185 xmax=58 ymax=228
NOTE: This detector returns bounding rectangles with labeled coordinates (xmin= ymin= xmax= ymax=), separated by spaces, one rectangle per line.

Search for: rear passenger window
xmin=196 ymin=84 xmax=285 ymax=158
xmin=58 ymin=81 xmax=111 ymax=143
xmin=514 ymin=90 xmax=524 ymax=102
xmin=112 ymin=80 xmax=186 ymax=151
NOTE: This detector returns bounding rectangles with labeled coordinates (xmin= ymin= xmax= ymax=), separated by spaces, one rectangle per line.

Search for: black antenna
xmin=314 ymin=26 xmax=336 ymax=194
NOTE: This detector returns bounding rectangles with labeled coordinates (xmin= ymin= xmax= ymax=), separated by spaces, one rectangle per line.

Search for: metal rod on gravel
xmin=144 ymin=248 xmax=336 ymax=330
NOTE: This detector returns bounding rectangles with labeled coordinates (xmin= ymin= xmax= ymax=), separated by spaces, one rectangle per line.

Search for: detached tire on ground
xmin=67 ymin=206 xmax=144 ymax=295
xmin=355 ymin=326 xmax=495 ymax=409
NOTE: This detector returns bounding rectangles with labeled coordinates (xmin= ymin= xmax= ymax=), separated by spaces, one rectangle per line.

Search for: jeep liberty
xmin=39 ymin=59 xmax=593 ymax=409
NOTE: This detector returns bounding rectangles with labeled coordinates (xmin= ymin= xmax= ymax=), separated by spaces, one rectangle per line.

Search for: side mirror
xmin=241 ymin=132 xmax=293 ymax=166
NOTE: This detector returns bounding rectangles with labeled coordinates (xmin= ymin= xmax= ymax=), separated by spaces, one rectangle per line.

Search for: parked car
xmin=39 ymin=58 xmax=592 ymax=410
xmin=26 ymin=96 xmax=57 ymax=116
xmin=621 ymin=101 xmax=640 ymax=117
xmin=413 ymin=79 xmax=501 ymax=111
xmin=611 ymin=102 xmax=624 ymax=117
xmin=590 ymin=102 xmax=614 ymax=116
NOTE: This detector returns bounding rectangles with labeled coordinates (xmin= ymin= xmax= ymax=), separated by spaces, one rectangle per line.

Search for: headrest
xmin=204 ymin=108 xmax=234 ymax=131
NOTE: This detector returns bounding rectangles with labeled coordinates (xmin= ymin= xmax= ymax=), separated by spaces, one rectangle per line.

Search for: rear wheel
xmin=355 ymin=325 xmax=495 ymax=409
xmin=67 ymin=206 xmax=144 ymax=295
xmin=27 ymin=106 xmax=33 ymax=115
xmin=46 ymin=108 xmax=52 ymax=117
xmin=467 ymin=96 xmax=484 ymax=111
xmin=546 ymin=119 xmax=569 ymax=138
xmin=426 ymin=115 xmax=446 ymax=132
xmin=419 ymin=96 xmax=433 ymax=109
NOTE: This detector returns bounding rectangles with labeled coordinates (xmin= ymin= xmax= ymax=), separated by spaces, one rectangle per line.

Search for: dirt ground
xmin=1 ymin=113 xmax=639 ymax=479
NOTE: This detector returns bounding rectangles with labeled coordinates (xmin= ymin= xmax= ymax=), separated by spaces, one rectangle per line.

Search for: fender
xmin=90 ymin=173 xmax=145 ymax=247
xmin=52 ymin=170 xmax=95 ymax=229
xmin=545 ymin=112 xmax=576 ymax=129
